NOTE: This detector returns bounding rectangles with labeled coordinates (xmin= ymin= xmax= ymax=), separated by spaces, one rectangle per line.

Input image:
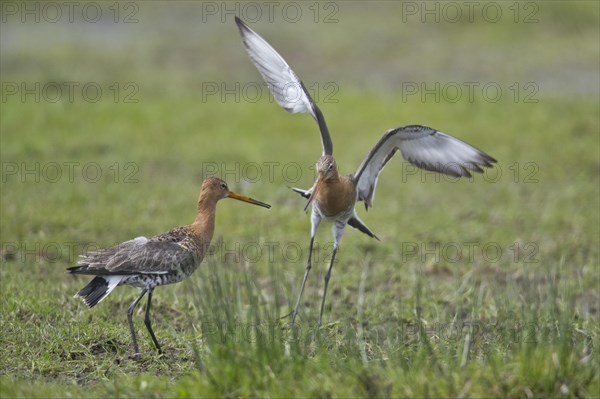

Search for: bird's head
xmin=199 ymin=177 xmax=271 ymax=208
xmin=316 ymin=155 xmax=338 ymax=181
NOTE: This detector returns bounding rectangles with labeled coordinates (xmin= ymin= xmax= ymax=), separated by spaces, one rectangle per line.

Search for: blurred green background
xmin=1 ymin=1 xmax=599 ymax=397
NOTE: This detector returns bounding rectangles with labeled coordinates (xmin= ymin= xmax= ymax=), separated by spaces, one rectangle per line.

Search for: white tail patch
xmin=97 ymin=275 xmax=125 ymax=305
xmin=74 ymin=275 xmax=126 ymax=307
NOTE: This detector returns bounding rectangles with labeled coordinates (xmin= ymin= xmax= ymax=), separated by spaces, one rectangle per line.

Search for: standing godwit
xmin=68 ymin=177 xmax=270 ymax=355
xmin=235 ymin=17 xmax=496 ymax=325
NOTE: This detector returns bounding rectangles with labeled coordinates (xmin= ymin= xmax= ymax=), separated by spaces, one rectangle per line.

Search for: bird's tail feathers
xmin=74 ymin=275 xmax=124 ymax=308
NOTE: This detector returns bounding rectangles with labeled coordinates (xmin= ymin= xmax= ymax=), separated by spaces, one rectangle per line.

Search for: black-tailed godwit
xmin=235 ymin=17 xmax=496 ymax=325
xmin=68 ymin=177 xmax=270 ymax=355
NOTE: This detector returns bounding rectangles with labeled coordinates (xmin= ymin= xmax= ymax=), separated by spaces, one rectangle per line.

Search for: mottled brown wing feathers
xmin=74 ymin=233 xmax=198 ymax=275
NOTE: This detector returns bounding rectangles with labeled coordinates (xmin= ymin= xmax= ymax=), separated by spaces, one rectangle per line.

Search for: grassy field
xmin=1 ymin=1 xmax=599 ymax=398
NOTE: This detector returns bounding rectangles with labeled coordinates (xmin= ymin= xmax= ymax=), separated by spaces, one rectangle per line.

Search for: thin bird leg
xmin=128 ymin=288 xmax=148 ymax=355
xmin=291 ymin=210 xmax=321 ymax=324
xmin=319 ymin=222 xmax=345 ymax=326
xmin=144 ymin=287 xmax=162 ymax=354
xmin=318 ymin=245 xmax=338 ymax=326
xmin=291 ymin=235 xmax=315 ymax=325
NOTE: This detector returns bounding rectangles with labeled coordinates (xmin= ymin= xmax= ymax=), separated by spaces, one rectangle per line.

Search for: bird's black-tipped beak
xmin=228 ymin=191 xmax=271 ymax=209
xmin=304 ymin=176 xmax=324 ymax=213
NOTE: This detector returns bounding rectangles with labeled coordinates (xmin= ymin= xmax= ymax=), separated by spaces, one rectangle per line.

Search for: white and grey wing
xmin=354 ymin=125 xmax=496 ymax=209
xmin=235 ymin=16 xmax=310 ymax=114
xmin=235 ymin=17 xmax=333 ymax=155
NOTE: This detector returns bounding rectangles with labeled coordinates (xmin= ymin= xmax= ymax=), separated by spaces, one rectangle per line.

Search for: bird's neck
xmin=192 ymin=198 xmax=218 ymax=243
xmin=323 ymin=172 xmax=341 ymax=183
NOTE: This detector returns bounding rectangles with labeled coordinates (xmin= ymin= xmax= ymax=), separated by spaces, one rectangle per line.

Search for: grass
xmin=1 ymin=1 xmax=599 ymax=398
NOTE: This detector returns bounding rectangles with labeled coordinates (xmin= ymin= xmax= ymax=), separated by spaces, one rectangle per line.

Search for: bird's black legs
xmin=128 ymin=287 xmax=162 ymax=355
xmin=127 ymin=288 xmax=148 ymax=355
xmin=292 ymin=235 xmax=315 ymax=324
xmin=318 ymin=245 xmax=338 ymax=326
xmin=318 ymin=222 xmax=345 ymax=326
xmin=292 ymin=211 xmax=321 ymax=324
xmin=144 ymin=287 xmax=162 ymax=353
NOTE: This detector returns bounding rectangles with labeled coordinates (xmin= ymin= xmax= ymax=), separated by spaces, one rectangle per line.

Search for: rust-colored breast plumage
xmin=315 ymin=175 xmax=357 ymax=217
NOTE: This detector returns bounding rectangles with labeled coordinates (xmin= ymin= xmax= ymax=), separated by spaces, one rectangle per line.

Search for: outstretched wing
xmin=354 ymin=125 xmax=497 ymax=209
xmin=70 ymin=237 xmax=197 ymax=275
xmin=235 ymin=16 xmax=333 ymax=156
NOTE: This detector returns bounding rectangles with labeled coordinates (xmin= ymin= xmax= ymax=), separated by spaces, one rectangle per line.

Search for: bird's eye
xmin=221 ymin=182 xmax=227 ymax=189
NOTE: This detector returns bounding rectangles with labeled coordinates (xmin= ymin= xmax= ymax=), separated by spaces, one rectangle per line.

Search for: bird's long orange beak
xmin=227 ymin=191 xmax=271 ymax=208
xmin=304 ymin=176 xmax=324 ymax=213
